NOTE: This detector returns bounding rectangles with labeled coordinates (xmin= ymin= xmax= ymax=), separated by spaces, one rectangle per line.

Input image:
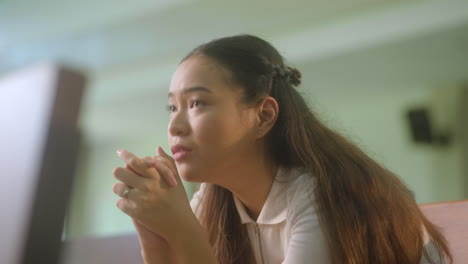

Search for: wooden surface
xmin=420 ymin=200 xmax=468 ymax=264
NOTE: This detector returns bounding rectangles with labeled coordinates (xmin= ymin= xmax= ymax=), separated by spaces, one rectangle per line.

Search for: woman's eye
xmin=167 ymin=105 xmax=177 ymax=113
xmin=190 ymin=100 xmax=204 ymax=108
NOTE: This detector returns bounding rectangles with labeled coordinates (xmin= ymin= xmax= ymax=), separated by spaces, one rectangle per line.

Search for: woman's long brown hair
xmin=183 ymin=35 xmax=452 ymax=264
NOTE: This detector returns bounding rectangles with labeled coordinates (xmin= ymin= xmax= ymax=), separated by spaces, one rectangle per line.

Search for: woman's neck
xmin=219 ymin=161 xmax=278 ymax=221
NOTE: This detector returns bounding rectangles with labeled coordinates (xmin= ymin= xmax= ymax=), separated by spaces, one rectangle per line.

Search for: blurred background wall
xmin=1 ymin=0 xmax=467 ymax=239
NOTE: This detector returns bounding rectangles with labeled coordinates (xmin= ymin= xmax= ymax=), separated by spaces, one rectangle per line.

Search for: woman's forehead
xmin=169 ymin=55 xmax=233 ymax=96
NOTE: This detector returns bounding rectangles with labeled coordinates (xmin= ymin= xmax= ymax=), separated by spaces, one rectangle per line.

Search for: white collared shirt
xmin=190 ymin=167 xmax=331 ymax=264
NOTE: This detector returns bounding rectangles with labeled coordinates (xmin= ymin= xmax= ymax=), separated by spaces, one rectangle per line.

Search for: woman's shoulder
xmin=276 ymin=167 xmax=317 ymax=219
xmin=277 ymin=167 xmax=315 ymax=201
xmin=278 ymin=167 xmax=325 ymax=252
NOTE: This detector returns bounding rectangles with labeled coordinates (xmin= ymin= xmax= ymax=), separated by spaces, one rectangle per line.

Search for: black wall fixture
xmin=406 ymin=107 xmax=451 ymax=146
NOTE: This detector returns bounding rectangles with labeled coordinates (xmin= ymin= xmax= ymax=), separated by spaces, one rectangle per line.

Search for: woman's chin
xmin=177 ymin=164 xmax=206 ymax=182
xmin=180 ymin=173 xmax=204 ymax=183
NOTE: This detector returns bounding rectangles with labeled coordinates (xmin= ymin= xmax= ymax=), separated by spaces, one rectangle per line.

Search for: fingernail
xmin=116 ymin=149 xmax=123 ymax=156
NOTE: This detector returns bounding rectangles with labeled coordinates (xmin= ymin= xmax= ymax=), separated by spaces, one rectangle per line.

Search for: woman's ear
xmin=256 ymin=96 xmax=279 ymax=138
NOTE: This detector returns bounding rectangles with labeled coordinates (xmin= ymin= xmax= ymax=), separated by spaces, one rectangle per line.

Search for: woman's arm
xmin=141 ymin=245 xmax=176 ymax=264
xmin=137 ymin=214 xmax=216 ymax=264
xmin=165 ymin=215 xmax=218 ymax=264
xmin=132 ymin=219 xmax=178 ymax=264
xmin=141 ymin=246 xmax=177 ymax=264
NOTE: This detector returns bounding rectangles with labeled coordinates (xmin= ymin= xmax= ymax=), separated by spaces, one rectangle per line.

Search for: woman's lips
xmin=173 ymin=150 xmax=191 ymax=161
xmin=171 ymin=144 xmax=191 ymax=153
xmin=171 ymin=144 xmax=192 ymax=161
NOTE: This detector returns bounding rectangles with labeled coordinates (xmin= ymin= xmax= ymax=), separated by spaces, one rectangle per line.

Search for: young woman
xmin=112 ymin=34 xmax=452 ymax=264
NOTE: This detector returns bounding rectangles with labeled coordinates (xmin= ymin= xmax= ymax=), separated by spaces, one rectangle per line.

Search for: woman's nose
xmin=168 ymin=111 xmax=190 ymax=137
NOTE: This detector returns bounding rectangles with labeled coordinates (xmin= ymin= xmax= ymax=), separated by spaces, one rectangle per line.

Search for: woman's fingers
xmin=156 ymin=147 xmax=177 ymax=168
xmin=114 ymin=149 xmax=178 ymax=196
xmin=152 ymin=155 xmax=178 ymax=186
xmin=113 ymin=167 xmax=147 ymax=190
xmin=116 ymin=198 xmax=136 ymax=218
xmin=142 ymin=156 xmax=156 ymax=171
xmin=126 ymin=164 xmax=142 ymax=176
xmin=141 ymin=152 xmax=178 ymax=188
xmin=117 ymin=149 xmax=153 ymax=177
xmin=117 ymin=150 xmax=162 ymax=181
xmin=113 ymin=182 xmax=151 ymax=205
xmin=152 ymin=159 xmax=178 ymax=187
xmin=113 ymin=182 xmax=133 ymax=199
xmin=155 ymin=147 xmax=181 ymax=185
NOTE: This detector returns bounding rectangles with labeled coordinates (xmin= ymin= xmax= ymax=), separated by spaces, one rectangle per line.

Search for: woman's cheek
xmin=194 ymin=112 xmax=220 ymax=139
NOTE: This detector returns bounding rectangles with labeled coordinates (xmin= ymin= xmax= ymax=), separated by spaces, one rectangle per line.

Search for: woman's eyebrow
xmin=168 ymin=86 xmax=212 ymax=98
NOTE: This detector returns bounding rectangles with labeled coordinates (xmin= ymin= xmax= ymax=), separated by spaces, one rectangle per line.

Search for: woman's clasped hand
xmin=112 ymin=146 xmax=191 ymax=245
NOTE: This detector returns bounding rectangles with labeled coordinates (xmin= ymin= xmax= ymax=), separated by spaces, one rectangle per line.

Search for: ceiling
xmin=0 ymin=0 xmax=407 ymax=73
xmin=1 ymin=0 xmax=467 ymax=141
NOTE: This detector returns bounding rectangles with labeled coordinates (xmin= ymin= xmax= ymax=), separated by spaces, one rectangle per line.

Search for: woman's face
xmin=167 ymin=55 xmax=258 ymax=183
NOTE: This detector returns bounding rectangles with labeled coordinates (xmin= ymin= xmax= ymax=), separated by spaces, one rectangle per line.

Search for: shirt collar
xmin=233 ymin=166 xmax=291 ymax=225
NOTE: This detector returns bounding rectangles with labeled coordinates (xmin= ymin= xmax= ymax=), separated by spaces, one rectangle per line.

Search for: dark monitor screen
xmin=0 ymin=63 xmax=86 ymax=264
